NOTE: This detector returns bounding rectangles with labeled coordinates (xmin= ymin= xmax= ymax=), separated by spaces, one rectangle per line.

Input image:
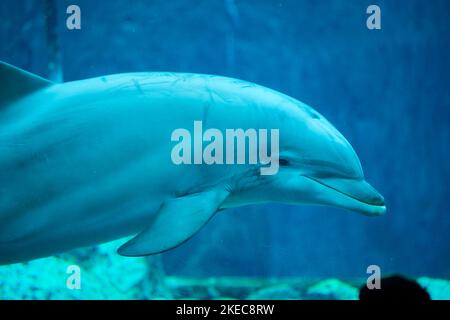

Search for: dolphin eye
xmin=279 ymin=158 xmax=289 ymax=166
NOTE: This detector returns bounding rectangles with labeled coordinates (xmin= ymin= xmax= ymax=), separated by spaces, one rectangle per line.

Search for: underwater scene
xmin=0 ymin=0 xmax=449 ymax=300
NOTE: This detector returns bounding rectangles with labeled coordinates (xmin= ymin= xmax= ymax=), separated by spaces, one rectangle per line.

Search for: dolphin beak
xmin=305 ymin=176 xmax=386 ymax=216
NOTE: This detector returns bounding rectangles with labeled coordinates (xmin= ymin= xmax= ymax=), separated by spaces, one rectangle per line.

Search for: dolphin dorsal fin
xmin=0 ymin=61 xmax=53 ymax=107
xmin=118 ymin=187 xmax=230 ymax=256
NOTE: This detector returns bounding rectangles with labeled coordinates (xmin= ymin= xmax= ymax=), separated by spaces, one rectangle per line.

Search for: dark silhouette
xmin=359 ymin=275 xmax=431 ymax=300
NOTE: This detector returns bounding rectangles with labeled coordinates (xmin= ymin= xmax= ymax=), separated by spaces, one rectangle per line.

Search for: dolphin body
xmin=0 ymin=61 xmax=385 ymax=265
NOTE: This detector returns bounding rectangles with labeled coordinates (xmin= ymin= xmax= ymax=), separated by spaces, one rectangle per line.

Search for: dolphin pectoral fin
xmin=117 ymin=188 xmax=230 ymax=257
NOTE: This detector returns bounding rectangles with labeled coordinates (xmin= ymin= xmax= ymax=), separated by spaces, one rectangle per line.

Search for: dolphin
xmin=0 ymin=61 xmax=385 ymax=265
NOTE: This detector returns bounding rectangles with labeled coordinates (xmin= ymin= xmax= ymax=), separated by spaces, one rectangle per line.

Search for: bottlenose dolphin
xmin=0 ymin=61 xmax=385 ymax=265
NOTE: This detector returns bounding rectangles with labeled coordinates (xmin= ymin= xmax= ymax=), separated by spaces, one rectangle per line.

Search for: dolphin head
xmin=227 ymin=96 xmax=386 ymax=217
xmin=269 ymin=99 xmax=385 ymax=216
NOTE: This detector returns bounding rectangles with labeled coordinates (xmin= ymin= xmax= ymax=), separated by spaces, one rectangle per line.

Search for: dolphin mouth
xmin=304 ymin=175 xmax=386 ymax=216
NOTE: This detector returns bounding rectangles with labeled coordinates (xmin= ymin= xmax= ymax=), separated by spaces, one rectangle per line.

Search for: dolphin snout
xmin=365 ymin=184 xmax=385 ymax=206
xmin=305 ymin=175 xmax=386 ymax=216
xmin=351 ymin=179 xmax=385 ymax=207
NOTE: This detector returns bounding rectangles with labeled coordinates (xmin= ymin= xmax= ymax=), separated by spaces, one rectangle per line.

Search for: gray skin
xmin=0 ymin=62 xmax=385 ymax=265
